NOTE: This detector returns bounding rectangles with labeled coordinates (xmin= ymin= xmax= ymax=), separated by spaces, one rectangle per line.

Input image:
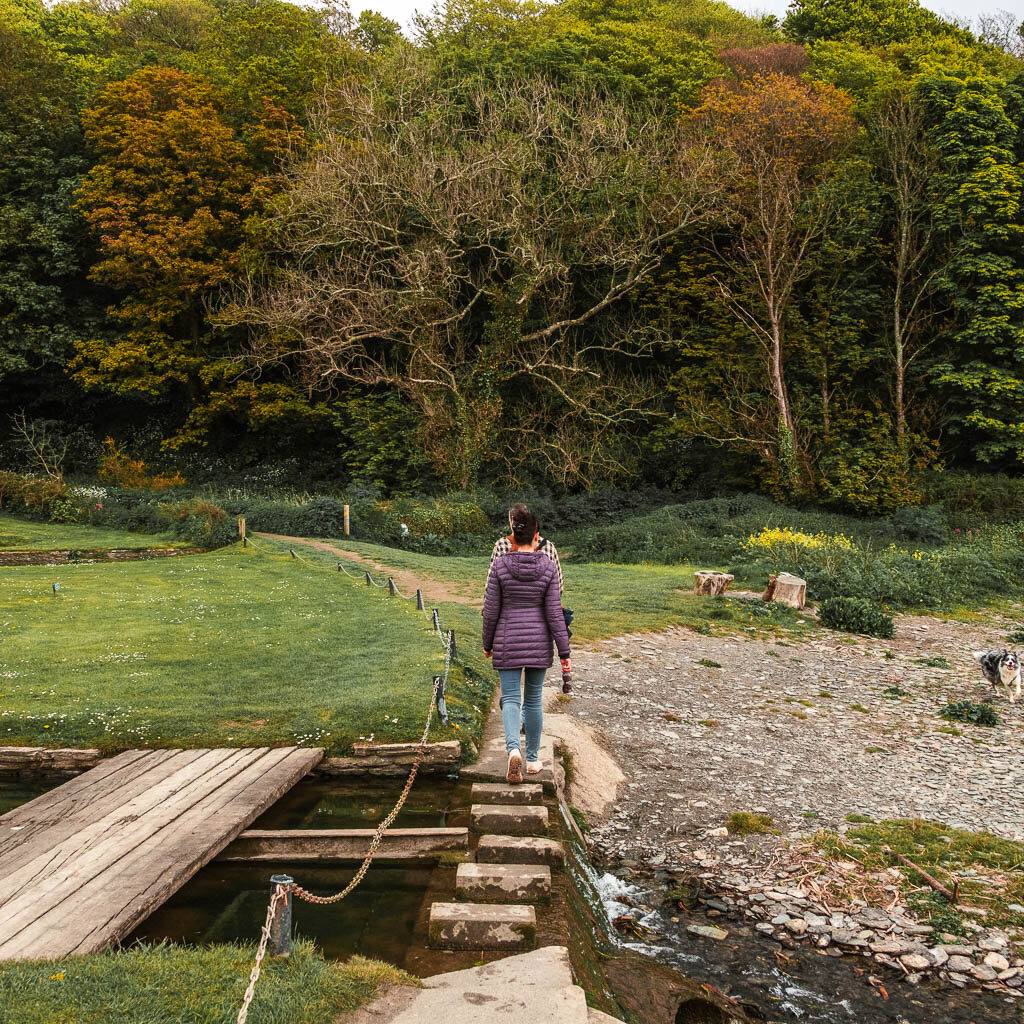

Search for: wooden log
xmin=318 ymin=740 xmax=461 ymax=777
xmin=219 ymin=827 xmax=469 ymax=863
xmin=764 ymin=572 xmax=806 ymax=609
xmin=693 ymin=571 xmax=734 ymax=597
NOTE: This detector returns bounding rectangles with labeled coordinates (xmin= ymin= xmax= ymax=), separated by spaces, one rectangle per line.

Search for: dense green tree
xmin=0 ymin=2 xmax=96 ymax=382
xmin=784 ymin=0 xmax=967 ymax=48
xmin=73 ymin=66 xmax=253 ymax=399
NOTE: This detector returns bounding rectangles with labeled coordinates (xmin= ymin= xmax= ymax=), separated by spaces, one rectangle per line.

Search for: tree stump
xmin=693 ymin=571 xmax=734 ymax=597
xmin=763 ymin=572 xmax=806 ymax=609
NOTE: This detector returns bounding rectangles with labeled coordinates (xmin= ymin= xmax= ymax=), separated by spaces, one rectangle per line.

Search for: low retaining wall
xmin=218 ymin=826 xmax=469 ymax=863
xmin=0 ymin=547 xmax=203 ymax=566
xmin=316 ymin=740 xmax=462 ymax=776
xmin=0 ymin=746 xmax=102 ymax=779
xmin=0 ymin=740 xmax=462 ymax=780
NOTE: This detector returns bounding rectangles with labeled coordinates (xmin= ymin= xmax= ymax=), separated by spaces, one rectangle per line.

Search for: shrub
xmin=886 ymin=504 xmax=948 ymax=545
xmin=160 ymin=499 xmax=233 ymax=548
xmin=819 ymin=597 xmax=894 ymax=638
xmin=726 ymin=812 xmax=777 ymax=835
xmin=98 ymin=438 xmax=185 ymax=490
xmin=939 ymin=701 xmax=1001 ymax=727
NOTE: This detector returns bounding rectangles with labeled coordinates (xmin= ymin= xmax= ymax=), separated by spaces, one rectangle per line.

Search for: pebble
xmin=785 ymin=918 xmax=808 ymax=936
xmin=687 ymin=924 xmax=729 ymax=941
xmin=971 ymin=964 xmax=999 ymax=982
xmin=755 ymin=922 xmax=775 ymax=935
xmin=900 ymin=954 xmax=932 ymax=971
xmin=947 ymin=955 xmax=974 ymax=973
xmin=985 ymin=952 xmax=1011 ymax=971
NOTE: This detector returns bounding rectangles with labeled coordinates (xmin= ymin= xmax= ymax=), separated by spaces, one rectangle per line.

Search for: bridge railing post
xmin=269 ymin=874 xmax=294 ymax=957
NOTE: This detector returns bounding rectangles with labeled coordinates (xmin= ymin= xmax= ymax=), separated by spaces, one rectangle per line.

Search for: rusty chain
xmin=235 ymin=670 xmax=444 ymax=1019
xmin=290 ymin=670 xmax=442 ymax=905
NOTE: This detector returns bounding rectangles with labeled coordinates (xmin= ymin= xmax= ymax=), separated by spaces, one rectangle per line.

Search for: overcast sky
xmin=352 ymin=0 xmax=1024 ymax=34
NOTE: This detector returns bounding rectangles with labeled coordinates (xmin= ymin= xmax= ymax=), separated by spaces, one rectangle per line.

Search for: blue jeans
xmin=499 ymin=667 xmax=545 ymax=762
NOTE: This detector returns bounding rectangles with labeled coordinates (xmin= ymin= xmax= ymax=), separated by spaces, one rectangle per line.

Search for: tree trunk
xmin=764 ymin=572 xmax=806 ymax=609
xmin=694 ymin=571 xmax=734 ymax=596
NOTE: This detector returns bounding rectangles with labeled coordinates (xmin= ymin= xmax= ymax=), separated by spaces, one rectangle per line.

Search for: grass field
xmin=0 ymin=541 xmax=483 ymax=755
xmin=0 ymin=942 xmax=410 ymax=1024
xmin=0 ymin=514 xmax=177 ymax=551
xmin=272 ymin=537 xmax=813 ymax=682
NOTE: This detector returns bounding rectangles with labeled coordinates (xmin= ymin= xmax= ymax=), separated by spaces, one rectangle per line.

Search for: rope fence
xmin=233 ymin=531 xmax=457 ymax=1022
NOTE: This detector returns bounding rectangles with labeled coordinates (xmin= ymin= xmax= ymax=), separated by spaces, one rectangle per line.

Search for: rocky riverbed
xmin=555 ymin=610 xmax=1024 ymax=1006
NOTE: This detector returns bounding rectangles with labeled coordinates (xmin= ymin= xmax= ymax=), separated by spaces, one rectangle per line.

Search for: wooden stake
xmin=238 ymin=517 xmax=246 ymax=547
xmin=343 ymin=504 xmax=350 ymax=536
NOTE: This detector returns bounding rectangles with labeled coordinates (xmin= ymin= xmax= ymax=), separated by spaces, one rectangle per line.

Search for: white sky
xmin=353 ymin=0 xmax=1024 ymax=34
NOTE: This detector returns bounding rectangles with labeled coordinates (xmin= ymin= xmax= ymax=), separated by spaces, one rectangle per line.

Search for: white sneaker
xmin=506 ymin=749 xmax=523 ymax=784
xmin=526 ymin=759 xmax=543 ymax=774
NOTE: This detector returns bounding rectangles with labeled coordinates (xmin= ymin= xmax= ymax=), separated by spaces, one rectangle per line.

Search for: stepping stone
xmin=476 ymin=834 xmax=565 ymax=866
xmin=428 ymin=901 xmax=536 ymax=950
xmin=471 ymin=782 xmax=543 ymax=805
xmin=471 ymin=803 xmax=548 ymax=836
xmin=456 ymin=862 xmax=551 ymax=903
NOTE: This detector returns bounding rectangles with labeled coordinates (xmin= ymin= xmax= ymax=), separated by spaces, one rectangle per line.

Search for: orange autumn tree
xmin=73 ymin=67 xmax=254 ymax=400
xmin=680 ymin=72 xmax=859 ymax=488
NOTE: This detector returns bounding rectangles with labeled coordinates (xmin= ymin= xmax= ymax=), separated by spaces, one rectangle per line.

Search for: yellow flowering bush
xmin=742 ymin=526 xmax=855 ymax=573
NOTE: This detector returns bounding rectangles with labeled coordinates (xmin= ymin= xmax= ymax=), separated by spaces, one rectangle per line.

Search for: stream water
xmin=561 ymin=810 xmax=1023 ymax=1024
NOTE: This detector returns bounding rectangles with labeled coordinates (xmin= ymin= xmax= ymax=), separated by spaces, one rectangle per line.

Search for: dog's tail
xmin=972 ymin=650 xmax=987 ymax=665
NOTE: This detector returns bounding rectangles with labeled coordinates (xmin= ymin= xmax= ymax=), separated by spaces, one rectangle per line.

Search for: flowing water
xmin=559 ymin=809 xmax=1022 ymax=1024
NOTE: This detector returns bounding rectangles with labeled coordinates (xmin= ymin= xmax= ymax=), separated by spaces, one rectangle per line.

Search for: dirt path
xmin=254 ymin=533 xmax=482 ymax=606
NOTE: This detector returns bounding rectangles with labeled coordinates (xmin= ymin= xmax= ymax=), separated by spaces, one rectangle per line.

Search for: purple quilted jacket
xmin=482 ymin=552 xmax=571 ymax=670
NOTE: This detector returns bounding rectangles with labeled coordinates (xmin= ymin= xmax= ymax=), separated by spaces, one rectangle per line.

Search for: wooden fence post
xmin=343 ymin=504 xmax=350 ymax=536
xmin=238 ymin=517 xmax=246 ymax=547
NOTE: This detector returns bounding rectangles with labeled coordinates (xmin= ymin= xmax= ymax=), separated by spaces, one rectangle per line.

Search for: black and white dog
xmin=973 ymin=650 xmax=1022 ymax=704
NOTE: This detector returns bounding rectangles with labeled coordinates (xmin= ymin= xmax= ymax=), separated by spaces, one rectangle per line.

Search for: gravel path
xmin=567 ymin=613 xmax=1024 ymax=865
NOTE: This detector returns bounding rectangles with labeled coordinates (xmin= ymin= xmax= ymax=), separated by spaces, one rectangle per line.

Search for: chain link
xmin=236 ymin=885 xmax=288 ymax=1024
xmin=289 ymin=674 xmax=442 ymax=906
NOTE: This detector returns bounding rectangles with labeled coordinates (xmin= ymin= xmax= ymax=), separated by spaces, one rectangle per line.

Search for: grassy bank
xmin=0 ymin=942 xmax=410 ymax=1024
xmin=815 ymin=818 xmax=1024 ymax=938
xmin=0 ymin=542 xmax=483 ymax=755
xmin=0 ymin=514 xmax=177 ymax=551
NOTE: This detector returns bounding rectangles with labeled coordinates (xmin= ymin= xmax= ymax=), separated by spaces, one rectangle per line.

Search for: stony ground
xmin=559 ymin=611 xmax=1024 ymax=998
xmin=569 ymin=612 xmax=1024 ymax=863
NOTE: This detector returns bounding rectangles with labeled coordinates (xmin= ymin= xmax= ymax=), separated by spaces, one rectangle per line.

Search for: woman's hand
xmin=560 ymin=657 xmax=572 ymax=674
xmin=484 ymin=649 xmax=493 ymax=659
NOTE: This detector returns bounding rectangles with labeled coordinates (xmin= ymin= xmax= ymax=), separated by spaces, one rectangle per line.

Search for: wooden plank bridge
xmin=0 ymin=746 xmax=322 ymax=960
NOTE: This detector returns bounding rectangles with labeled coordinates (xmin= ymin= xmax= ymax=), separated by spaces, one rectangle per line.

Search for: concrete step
xmin=471 ymin=803 xmax=548 ymax=836
xmin=343 ymin=946 xmax=589 ymax=1023
xmin=471 ymin=782 xmax=544 ymax=805
xmin=476 ymin=834 xmax=565 ymax=866
xmin=428 ymin=901 xmax=537 ymax=951
xmin=456 ymin=862 xmax=551 ymax=903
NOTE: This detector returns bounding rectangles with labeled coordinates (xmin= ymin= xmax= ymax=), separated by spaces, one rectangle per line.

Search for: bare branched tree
xmin=10 ymin=411 xmax=67 ymax=481
xmin=219 ymin=53 xmax=723 ymax=486
xmin=976 ymin=10 xmax=1024 ymax=57
xmin=871 ymin=88 xmax=953 ymax=451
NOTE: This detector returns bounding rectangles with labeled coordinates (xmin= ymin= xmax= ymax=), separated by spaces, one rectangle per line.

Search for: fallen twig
xmin=882 ymin=847 xmax=958 ymax=903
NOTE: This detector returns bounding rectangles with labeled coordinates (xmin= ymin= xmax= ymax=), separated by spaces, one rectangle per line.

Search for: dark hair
xmin=511 ymin=510 xmax=538 ymax=545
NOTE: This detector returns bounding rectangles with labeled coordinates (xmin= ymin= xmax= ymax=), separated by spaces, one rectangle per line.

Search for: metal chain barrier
xmin=290 ymin=672 xmax=442 ymax=905
xmin=235 ymin=673 xmax=444 ymax=1021
xmin=236 ymin=884 xmax=288 ymax=1024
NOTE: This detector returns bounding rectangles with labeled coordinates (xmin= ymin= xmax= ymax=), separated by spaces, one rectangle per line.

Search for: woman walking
xmin=482 ymin=510 xmax=571 ymax=783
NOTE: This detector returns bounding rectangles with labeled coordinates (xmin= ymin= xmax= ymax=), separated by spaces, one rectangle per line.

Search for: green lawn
xmin=0 ymin=513 xmax=177 ymax=550
xmin=0 ymin=942 xmax=410 ymax=1024
xmin=0 ymin=543 xmax=482 ymax=755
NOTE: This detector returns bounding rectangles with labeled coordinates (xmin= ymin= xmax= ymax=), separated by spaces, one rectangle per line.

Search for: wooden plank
xmin=220 ymin=826 xmax=469 ymax=862
xmin=67 ymin=746 xmax=324 ymax=953
xmin=0 ymin=748 xmax=254 ymax=950
xmin=0 ymin=746 xmax=322 ymax=959
xmin=0 ymin=750 xmax=193 ymax=868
